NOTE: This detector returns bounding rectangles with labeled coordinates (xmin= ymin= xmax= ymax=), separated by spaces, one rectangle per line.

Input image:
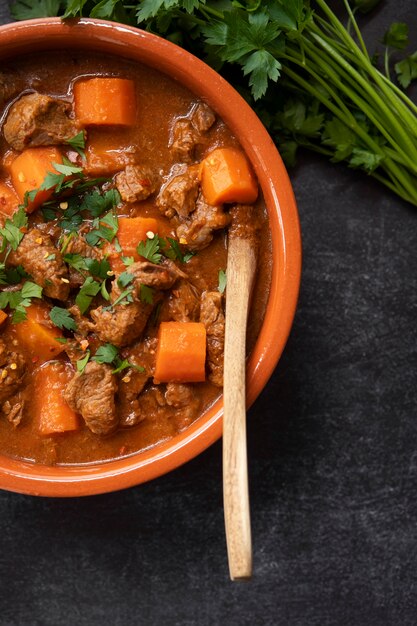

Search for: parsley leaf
xmin=0 ymin=207 xmax=28 ymax=251
xmin=21 ymin=281 xmax=43 ymax=299
xmin=85 ymin=211 xmax=118 ymax=246
xmin=383 ymin=22 xmax=409 ymax=50
xmin=53 ymin=157 xmax=84 ymax=177
xmin=76 ymin=277 xmax=101 ymax=314
xmin=218 ymin=269 xmax=227 ymax=294
xmin=80 ymin=189 xmax=121 ymax=218
xmin=0 ymin=281 xmax=43 ymax=323
xmin=66 ymin=131 xmax=86 ymax=159
xmin=140 ymin=284 xmax=154 ymax=304
xmin=117 ymin=272 xmax=135 ymax=288
xmin=85 ymin=258 xmax=111 ymax=280
xmin=50 ymin=307 xmax=77 ymax=332
xmin=63 ymin=253 xmax=89 ymax=274
xmin=76 ymin=350 xmax=90 ymax=374
xmin=137 ymin=234 xmax=162 ymax=264
xmin=395 ymin=52 xmax=417 ymax=88
xmin=92 ymin=343 xmax=119 ymax=364
xmin=10 ymin=0 xmax=61 ymax=19
xmin=109 ymin=287 xmax=134 ymax=308
xmin=90 ymin=342 xmax=146 ymax=375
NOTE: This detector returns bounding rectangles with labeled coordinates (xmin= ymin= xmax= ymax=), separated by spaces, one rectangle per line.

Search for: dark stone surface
xmin=1 ymin=1 xmax=417 ymax=624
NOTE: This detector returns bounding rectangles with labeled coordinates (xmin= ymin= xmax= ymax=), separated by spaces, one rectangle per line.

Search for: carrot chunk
xmin=0 ymin=182 xmax=20 ymax=217
xmin=13 ymin=302 xmax=65 ymax=364
xmin=109 ymin=217 xmax=159 ymax=273
xmin=33 ymin=362 xmax=79 ymax=436
xmin=154 ymin=322 xmax=206 ymax=383
xmin=74 ymin=78 xmax=136 ymax=127
xmin=200 ymin=147 xmax=258 ymax=205
xmin=0 ymin=311 xmax=8 ymax=326
xmin=9 ymin=147 xmax=63 ymax=213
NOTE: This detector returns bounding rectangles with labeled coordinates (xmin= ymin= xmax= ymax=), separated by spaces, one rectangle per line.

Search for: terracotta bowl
xmin=0 ymin=18 xmax=301 ymax=496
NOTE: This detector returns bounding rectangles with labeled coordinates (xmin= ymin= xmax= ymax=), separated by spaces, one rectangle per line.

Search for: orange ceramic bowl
xmin=0 ymin=18 xmax=301 ymax=496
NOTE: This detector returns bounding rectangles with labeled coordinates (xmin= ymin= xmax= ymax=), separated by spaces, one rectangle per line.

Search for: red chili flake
xmin=140 ymin=179 xmax=151 ymax=187
xmin=119 ymin=446 xmax=127 ymax=455
xmin=32 ymin=356 xmax=39 ymax=364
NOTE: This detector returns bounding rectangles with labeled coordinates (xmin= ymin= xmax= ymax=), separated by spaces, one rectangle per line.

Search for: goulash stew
xmin=0 ymin=52 xmax=271 ymax=465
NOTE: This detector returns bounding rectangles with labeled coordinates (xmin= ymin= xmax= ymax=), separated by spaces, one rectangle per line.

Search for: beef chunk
xmin=200 ymin=291 xmax=225 ymax=387
xmin=89 ymin=260 xmax=183 ymax=347
xmin=63 ymin=362 xmax=118 ymax=435
xmin=3 ymin=93 xmax=77 ymax=151
xmin=190 ymin=103 xmax=216 ymax=133
xmin=67 ymin=306 xmax=95 ymax=339
xmin=8 ymin=228 xmax=70 ymax=300
xmin=0 ymin=339 xmax=26 ymax=405
xmin=119 ymin=384 xmax=166 ymax=428
xmin=117 ymin=336 xmax=157 ymax=427
xmin=160 ymin=280 xmax=201 ymax=322
xmin=170 ymin=120 xmax=197 ymax=163
xmin=90 ymin=301 xmax=153 ymax=348
xmin=156 ymin=164 xmax=200 ymax=219
xmin=115 ymin=165 xmax=158 ymax=203
xmin=64 ymin=235 xmax=104 ymax=288
xmin=165 ymin=382 xmax=201 ymax=429
xmin=127 ymin=259 xmax=187 ymax=292
xmin=170 ymin=103 xmax=216 ymax=162
xmin=176 ymin=194 xmax=230 ymax=251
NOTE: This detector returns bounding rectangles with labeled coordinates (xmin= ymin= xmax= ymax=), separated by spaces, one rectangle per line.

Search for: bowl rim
xmin=0 ymin=17 xmax=302 ymax=497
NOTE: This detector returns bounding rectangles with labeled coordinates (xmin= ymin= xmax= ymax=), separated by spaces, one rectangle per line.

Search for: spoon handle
xmin=223 ymin=236 xmax=256 ymax=581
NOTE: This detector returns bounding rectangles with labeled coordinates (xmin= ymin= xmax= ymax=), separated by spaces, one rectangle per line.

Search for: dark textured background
xmin=1 ymin=1 xmax=417 ymax=624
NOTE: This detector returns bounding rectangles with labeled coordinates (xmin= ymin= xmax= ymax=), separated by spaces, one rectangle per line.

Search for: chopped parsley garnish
xmin=140 ymin=284 xmax=154 ymax=305
xmin=117 ymin=272 xmax=135 ymax=288
xmin=85 ymin=210 xmax=119 ymax=246
xmin=137 ymin=234 xmax=163 ymax=264
xmin=49 ymin=306 xmax=77 ymax=332
xmin=76 ymin=277 xmax=101 ymax=314
xmin=161 ymin=237 xmax=196 ymax=263
xmin=122 ymin=256 xmax=135 ymax=267
xmin=66 ymin=131 xmax=86 ymax=159
xmin=0 ymin=281 xmax=43 ymax=323
xmin=63 ymin=253 xmax=89 ymax=274
xmin=91 ymin=343 xmax=145 ymax=375
xmin=108 ymin=286 xmax=134 ymax=309
xmin=76 ymin=350 xmax=91 ymax=374
xmin=0 ymin=265 xmax=30 ymax=286
xmin=139 ymin=233 xmax=195 ymax=265
xmin=55 ymin=337 xmax=68 ymax=344
xmin=218 ymin=269 xmax=227 ymax=294
xmin=92 ymin=343 xmax=119 ymax=365
xmin=0 ymin=207 xmax=28 ymax=251
xmin=80 ymin=189 xmax=121 ymax=217
xmin=64 ymin=253 xmax=111 ymax=281
xmin=86 ymin=258 xmax=111 ymax=280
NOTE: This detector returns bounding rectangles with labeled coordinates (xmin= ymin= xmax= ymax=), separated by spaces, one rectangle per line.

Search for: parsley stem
xmin=281 ymin=66 xmax=417 ymax=203
xmin=199 ymin=5 xmax=224 ymax=20
xmin=299 ymin=37 xmax=417 ymax=173
xmin=309 ymin=31 xmax=417 ymax=164
xmin=342 ymin=0 xmax=370 ymax=61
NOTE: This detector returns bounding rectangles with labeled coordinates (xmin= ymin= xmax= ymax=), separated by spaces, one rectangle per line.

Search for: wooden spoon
xmin=223 ymin=234 xmax=256 ymax=581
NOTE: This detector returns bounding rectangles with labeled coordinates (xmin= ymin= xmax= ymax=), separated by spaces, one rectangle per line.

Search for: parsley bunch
xmin=11 ymin=0 xmax=417 ymax=206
